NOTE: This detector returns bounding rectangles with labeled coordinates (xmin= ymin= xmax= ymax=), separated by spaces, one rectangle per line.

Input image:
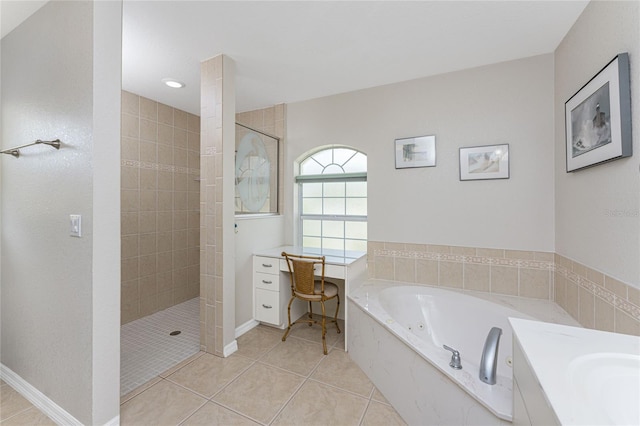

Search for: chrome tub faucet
xmin=479 ymin=327 xmax=502 ymax=385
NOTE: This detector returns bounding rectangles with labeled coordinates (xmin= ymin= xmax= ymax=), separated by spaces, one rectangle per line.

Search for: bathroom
xmin=1 ymin=1 xmax=639 ymax=425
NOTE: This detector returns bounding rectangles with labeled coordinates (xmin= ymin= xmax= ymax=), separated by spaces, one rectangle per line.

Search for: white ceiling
xmin=3 ymin=1 xmax=590 ymax=115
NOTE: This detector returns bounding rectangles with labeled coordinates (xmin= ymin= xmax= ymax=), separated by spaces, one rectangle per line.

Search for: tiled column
xmin=200 ymin=55 xmax=236 ymax=356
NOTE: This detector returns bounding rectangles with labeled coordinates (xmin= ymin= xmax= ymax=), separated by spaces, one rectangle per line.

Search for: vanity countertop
xmin=509 ymin=317 xmax=640 ymax=425
xmin=253 ymin=245 xmax=366 ymax=266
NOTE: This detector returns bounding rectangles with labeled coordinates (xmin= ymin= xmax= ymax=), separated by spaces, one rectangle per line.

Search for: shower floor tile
xmin=121 ymin=297 xmax=200 ymax=396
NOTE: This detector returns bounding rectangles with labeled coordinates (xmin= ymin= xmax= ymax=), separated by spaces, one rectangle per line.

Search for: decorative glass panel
xmin=235 ymin=124 xmax=278 ymax=214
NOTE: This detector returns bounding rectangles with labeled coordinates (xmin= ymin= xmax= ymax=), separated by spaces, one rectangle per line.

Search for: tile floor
xmin=1 ymin=317 xmax=406 ymax=425
xmin=121 ymin=297 xmax=200 ymax=396
xmin=120 ymin=320 xmax=407 ymax=425
xmin=0 ymin=379 xmax=56 ymax=425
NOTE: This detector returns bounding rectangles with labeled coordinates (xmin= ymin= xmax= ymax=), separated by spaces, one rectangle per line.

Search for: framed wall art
xmin=565 ymin=52 xmax=632 ymax=172
xmin=459 ymin=144 xmax=509 ymax=181
xmin=394 ymin=135 xmax=436 ymax=169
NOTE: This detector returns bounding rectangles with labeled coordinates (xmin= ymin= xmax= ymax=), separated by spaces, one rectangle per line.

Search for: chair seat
xmin=294 ymin=280 xmax=338 ymax=301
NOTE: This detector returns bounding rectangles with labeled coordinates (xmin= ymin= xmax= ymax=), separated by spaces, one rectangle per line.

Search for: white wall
xmin=554 ymin=0 xmax=640 ymax=288
xmin=234 ymin=216 xmax=284 ymax=327
xmin=286 ymin=54 xmax=555 ymax=252
xmin=1 ymin=1 xmax=121 ymax=424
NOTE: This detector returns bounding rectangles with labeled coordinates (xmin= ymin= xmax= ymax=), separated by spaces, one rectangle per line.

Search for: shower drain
xmin=169 ymin=330 xmax=181 ymax=336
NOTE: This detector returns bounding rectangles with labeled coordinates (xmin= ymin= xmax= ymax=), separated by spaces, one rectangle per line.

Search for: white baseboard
xmin=235 ymin=319 xmax=259 ymax=338
xmin=103 ymin=415 xmax=120 ymax=426
xmin=0 ymin=364 xmax=83 ymax=426
xmin=223 ymin=340 xmax=238 ymax=357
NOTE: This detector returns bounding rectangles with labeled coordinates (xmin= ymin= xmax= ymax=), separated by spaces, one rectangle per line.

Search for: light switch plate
xmin=70 ymin=214 xmax=82 ymax=237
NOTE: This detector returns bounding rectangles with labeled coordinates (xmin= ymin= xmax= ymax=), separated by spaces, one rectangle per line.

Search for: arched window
xmin=296 ymin=147 xmax=367 ymax=254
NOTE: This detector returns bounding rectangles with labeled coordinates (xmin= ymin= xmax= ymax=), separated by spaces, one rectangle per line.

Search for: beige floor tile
xmin=212 ymin=363 xmax=304 ymax=424
xmin=120 ymin=379 xmax=206 ymax=425
xmin=166 ymin=353 xmax=253 ymax=398
xmin=0 ymin=407 xmax=56 ymax=426
xmin=272 ymin=380 xmax=368 ymax=426
xmin=0 ymin=385 xmax=34 ymax=421
xmin=333 ymin=333 xmax=346 ymax=350
xmin=371 ymin=387 xmax=390 ymax=405
xmin=120 ymin=376 xmax=162 ymax=405
xmin=160 ymin=351 xmax=205 ymax=378
xmin=181 ymin=401 xmax=259 ymax=425
xmin=288 ymin=316 xmax=343 ymax=348
xmin=361 ymin=400 xmax=407 ymax=426
xmin=235 ymin=325 xmax=282 ymax=360
xmin=261 ymin=337 xmax=325 ymax=376
xmin=310 ymin=349 xmax=374 ymax=397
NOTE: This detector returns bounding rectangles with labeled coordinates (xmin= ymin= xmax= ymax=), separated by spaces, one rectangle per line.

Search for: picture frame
xmin=394 ymin=135 xmax=436 ymax=169
xmin=565 ymin=53 xmax=632 ymax=172
xmin=459 ymin=144 xmax=509 ymax=181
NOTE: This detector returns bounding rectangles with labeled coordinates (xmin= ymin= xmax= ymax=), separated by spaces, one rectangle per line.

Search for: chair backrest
xmin=281 ymin=252 xmax=326 ymax=296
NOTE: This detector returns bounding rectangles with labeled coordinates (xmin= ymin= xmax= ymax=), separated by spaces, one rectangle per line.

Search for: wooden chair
xmin=281 ymin=252 xmax=341 ymax=354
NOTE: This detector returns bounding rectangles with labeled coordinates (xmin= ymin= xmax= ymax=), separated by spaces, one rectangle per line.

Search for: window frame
xmin=296 ymin=147 xmax=367 ymax=253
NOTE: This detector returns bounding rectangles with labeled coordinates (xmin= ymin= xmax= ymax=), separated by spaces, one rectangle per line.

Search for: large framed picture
xmin=394 ymin=135 xmax=436 ymax=169
xmin=459 ymin=144 xmax=509 ymax=181
xmin=565 ymin=53 xmax=632 ymax=172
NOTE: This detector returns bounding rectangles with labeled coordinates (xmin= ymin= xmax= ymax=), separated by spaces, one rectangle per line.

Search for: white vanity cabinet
xmin=253 ymin=256 xmax=287 ymax=326
xmin=512 ymin=337 xmax=559 ymax=426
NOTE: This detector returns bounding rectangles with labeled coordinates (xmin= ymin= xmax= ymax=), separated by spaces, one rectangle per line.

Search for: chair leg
xmin=334 ymin=294 xmax=341 ymax=334
xmin=308 ymin=301 xmax=313 ymax=325
xmin=282 ymin=297 xmax=295 ymax=342
xmin=320 ymin=300 xmax=328 ymax=355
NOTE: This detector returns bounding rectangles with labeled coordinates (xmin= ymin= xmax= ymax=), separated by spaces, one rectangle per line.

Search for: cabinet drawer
xmin=254 ymin=256 xmax=279 ymax=275
xmin=255 ymin=272 xmax=279 ymax=290
xmin=255 ymin=289 xmax=280 ymax=325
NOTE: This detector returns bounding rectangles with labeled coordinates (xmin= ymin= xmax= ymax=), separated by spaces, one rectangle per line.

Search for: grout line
xmin=265 ymin=373 xmax=307 ymax=426
xmin=358 ymin=398 xmax=373 ymax=426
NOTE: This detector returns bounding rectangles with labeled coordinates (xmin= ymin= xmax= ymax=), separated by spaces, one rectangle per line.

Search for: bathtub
xmin=348 ymin=282 xmax=538 ymax=425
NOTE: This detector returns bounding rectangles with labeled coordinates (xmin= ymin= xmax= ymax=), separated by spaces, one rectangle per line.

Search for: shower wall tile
xmin=121 ymin=91 xmax=200 ymax=325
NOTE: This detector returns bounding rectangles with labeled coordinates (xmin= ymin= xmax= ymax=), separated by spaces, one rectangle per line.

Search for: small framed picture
xmin=459 ymin=144 xmax=509 ymax=181
xmin=565 ymin=53 xmax=632 ymax=172
xmin=394 ymin=135 xmax=436 ymax=169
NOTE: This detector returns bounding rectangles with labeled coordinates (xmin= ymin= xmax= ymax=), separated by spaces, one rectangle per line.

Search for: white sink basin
xmin=568 ymin=353 xmax=640 ymax=425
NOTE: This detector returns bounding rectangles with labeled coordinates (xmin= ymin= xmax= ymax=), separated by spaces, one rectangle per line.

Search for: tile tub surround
xmin=121 ymin=90 xmax=201 ymax=324
xmin=554 ymin=254 xmax=640 ymax=337
xmin=368 ymin=241 xmax=554 ymax=299
xmin=368 ymin=241 xmax=640 ymax=336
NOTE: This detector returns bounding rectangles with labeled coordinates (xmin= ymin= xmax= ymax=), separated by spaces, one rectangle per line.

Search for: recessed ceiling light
xmin=162 ymin=78 xmax=185 ymax=89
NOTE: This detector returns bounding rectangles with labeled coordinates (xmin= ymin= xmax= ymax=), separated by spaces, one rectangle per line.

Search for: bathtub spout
xmin=479 ymin=327 xmax=502 ymax=385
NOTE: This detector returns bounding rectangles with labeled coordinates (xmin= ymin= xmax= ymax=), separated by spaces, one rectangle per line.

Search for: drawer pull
xmin=261 ymin=280 xmax=273 ymax=284
xmin=262 ymin=304 xmax=273 ymax=309
xmin=262 ymin=263 xmax=273 ymax=268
